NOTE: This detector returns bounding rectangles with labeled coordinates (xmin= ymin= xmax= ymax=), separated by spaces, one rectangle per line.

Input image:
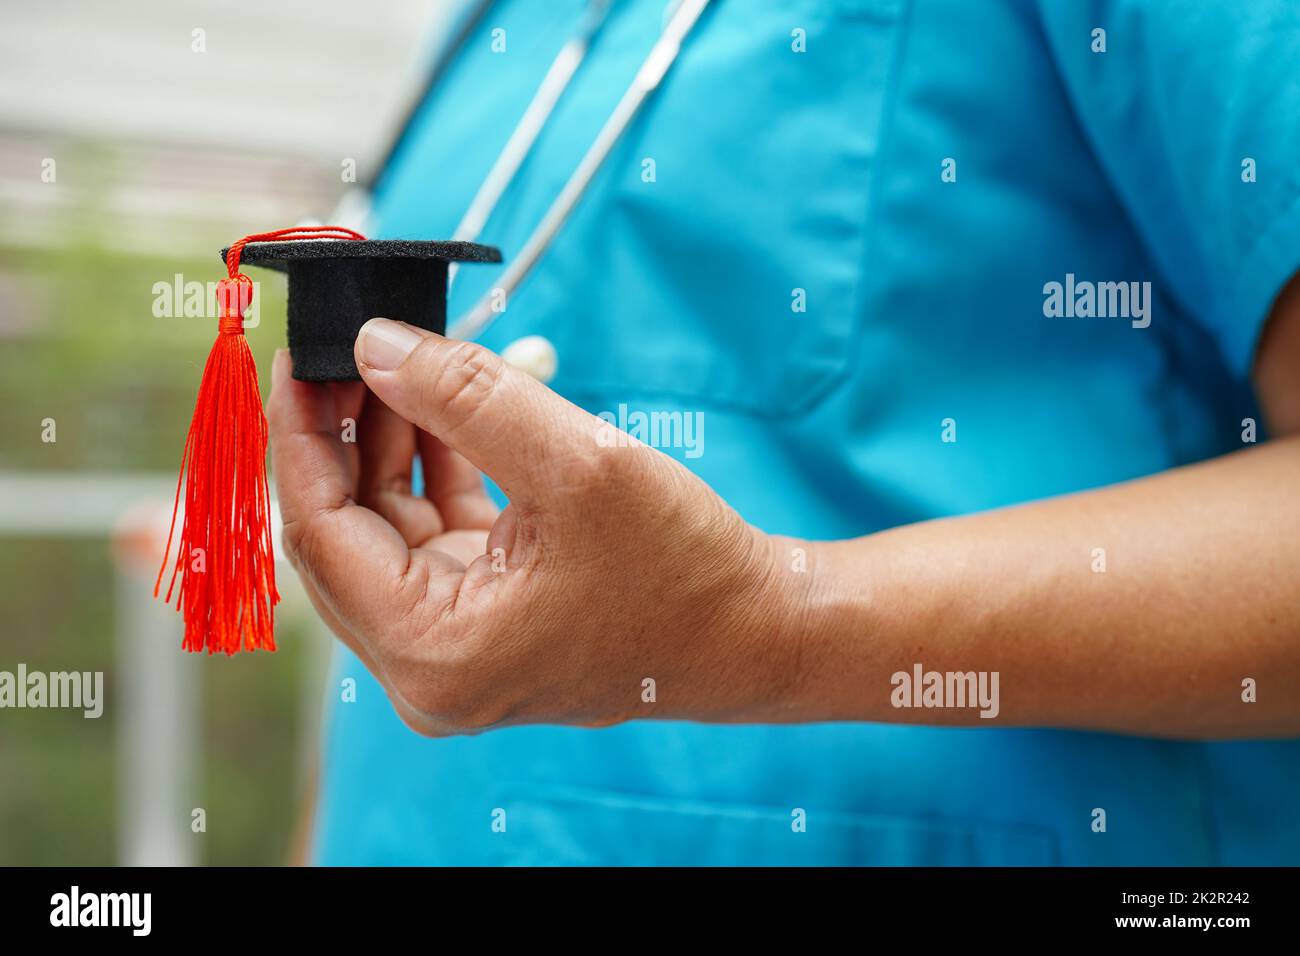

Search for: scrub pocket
xmin=530 ymin=0 xmax=908 ymax=419
xmin=490 ymin=785 xmax=1058 ymax=866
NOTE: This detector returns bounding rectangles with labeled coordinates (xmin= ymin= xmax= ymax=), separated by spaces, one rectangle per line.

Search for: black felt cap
xmin=219 ymin=239 xmax=502 ymax=382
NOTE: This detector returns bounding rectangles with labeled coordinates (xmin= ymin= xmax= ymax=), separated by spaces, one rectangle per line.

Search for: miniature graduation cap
xmin=155 ymin=227 xmax=501 ymax=655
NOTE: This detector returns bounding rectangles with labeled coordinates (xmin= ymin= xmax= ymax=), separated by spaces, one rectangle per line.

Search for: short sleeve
xmin=1035 ymin=0 xmax=1300 ymax=376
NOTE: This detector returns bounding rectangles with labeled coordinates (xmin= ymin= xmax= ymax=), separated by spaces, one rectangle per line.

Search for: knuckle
xmin=390 ymin=631 xmax=512 ymax=732
xmin=552 ymin=446 xmax=632 ymax=497
xmin=449 ymin=692 xmax=508 ymax=732
xmin=280 ymin=517 xmax=308 ymax=569
xmin=389 ymin=555 xmax=438 ymax=629
xmin=418 ymin=341 xmax=502 ymax=434
xmin=394 ymin=669 xmax=503 ymax=731
xmin=264 ymin=401 xmax=282 ymax=436
xmin=388 ymin=666 xmax=440 ymax=716
xmin=264 ymin=386 xmax=288 ymax=434
xmin=280 ymin=511 xmax=335 ymax=584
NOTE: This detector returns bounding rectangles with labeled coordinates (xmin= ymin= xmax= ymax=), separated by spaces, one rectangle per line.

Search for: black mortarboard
xmin=219 ymin=237 xmax=502 ymax=381
xmin=157 ymin=227 xmax=503 ymax=657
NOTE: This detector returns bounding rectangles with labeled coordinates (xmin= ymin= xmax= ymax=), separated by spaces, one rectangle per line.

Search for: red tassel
xmin=156 ymin=226 xmax=365 ymax=653
xmin=156 ymin=273 xmax=277 ymax=653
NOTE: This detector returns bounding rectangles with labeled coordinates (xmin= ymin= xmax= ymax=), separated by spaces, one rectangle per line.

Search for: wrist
xmin=715 ymin=529 xmax=828 ymax=722
xmin=741 ymin=532 xmax=902 ymax=723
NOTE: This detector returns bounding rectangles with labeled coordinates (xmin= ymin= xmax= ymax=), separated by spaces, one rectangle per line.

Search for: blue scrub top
xmin=315 ymin=0 xmax=1300 ymax=865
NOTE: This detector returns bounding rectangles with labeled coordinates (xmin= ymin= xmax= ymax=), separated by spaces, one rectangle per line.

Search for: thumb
xmin=355 ymin=318 xmax=594 ymax=509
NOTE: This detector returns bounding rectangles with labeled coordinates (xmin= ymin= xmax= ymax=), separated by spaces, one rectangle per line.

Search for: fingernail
xmin=357 ymin=318 xmax=424 ymax=371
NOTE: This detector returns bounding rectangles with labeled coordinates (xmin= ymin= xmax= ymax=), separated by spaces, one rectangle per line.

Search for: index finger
xmin=355 ymin=321 xmax=603 ymax=510
xmin=267 ymin=350 xmax=458 ymax=644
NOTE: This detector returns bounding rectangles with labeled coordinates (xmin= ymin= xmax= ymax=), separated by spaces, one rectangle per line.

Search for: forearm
xmin=758 ymin=436 xmax=1300 ymax=738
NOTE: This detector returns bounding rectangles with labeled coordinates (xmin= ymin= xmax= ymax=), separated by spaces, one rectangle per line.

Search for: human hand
xmin=266 ymin=320 xmax=798 ymax=736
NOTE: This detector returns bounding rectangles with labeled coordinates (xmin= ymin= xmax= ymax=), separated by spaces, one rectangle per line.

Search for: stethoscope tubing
xmin=445 ymin=0 xmax=712 ymax=339
xmin=344 ymin=0 xmax=711 ymax=340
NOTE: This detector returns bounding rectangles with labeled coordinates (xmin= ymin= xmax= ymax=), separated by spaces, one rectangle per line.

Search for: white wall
xmin=0 ymin=0 xmax=453 ymax=252
xmin=0 ymin=0 xmax=446 ymax=167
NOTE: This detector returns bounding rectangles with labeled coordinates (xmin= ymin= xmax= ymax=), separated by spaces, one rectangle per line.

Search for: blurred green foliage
xmin=0 ymin=240 xmax=289 ymax=470
xmin=0 ymin=237 xmax=322 ymax=865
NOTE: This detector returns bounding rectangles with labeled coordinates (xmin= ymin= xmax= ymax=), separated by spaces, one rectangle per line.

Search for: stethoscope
xmin=353 ymin=0 xmax=712 ymax=341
